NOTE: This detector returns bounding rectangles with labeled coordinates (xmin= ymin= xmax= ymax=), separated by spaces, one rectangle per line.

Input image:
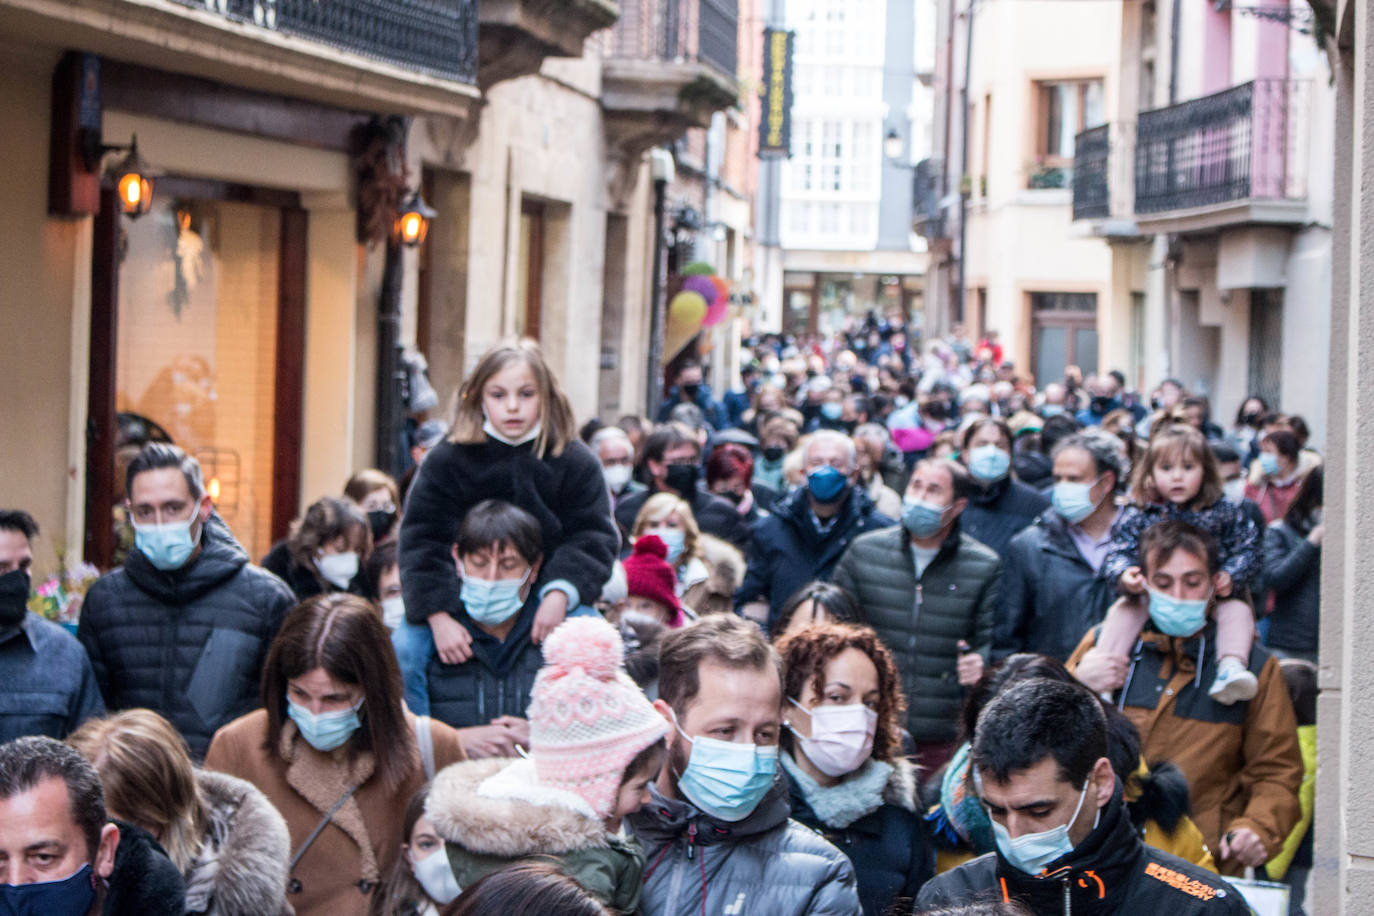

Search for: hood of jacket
xmin=183 ymin=769 xmax=291 ymax=915
xmin=426 ymin=758 xmax=608 ymax=857
xmin=692 ymin=533 xmax=746 ymax=596
xmin=123 ymin=514 xmax=249 ymax=605
xmin=995 ymin=785 xmax=1142 ymax=916
xmin=628 ymin=776 xmax=792 ymax=849
xmin=104 ymin=819 xmax=187 ymax=916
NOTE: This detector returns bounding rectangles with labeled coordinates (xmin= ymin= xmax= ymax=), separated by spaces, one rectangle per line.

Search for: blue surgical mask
xmin=1051 ymin=478 xmax=1103 ymax=524
xmin=968 ymin=445 xmax=1011 ymax=482
xmin=806 ymin=466 xmax=849 ymax=504
xmin=902 ymin=497 xmax=950 ymax=539
xmin=1146 ymin=587 xmax=1212 ymax=637
xmin=1041 ymin=404 xmax=1066 ymax=417
xmin=459 ymin=565 xmax=532 ymax=626
xmin=820 ymin=402 xmax=843 ymax=421
xmin=990 ymin=779 xmax=1095 ymax=874
xmin=0 ymin=863 xmax=96 ymax=916
xmin=650 ymin=527 xmax=686 ymax=564
xmin=1259 ymin=452 xmax=1281 ymax=477
xmin=288 ymin=699 xmax=363 ymax=752
xmin=670 ymin=711 xmax=778 ymax=822
xmin=133 ymin=515 xmax=201 ymax=571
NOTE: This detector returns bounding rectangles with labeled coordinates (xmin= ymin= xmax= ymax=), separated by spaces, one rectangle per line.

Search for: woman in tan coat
xmin=205 ymin=593 xmax=465 ymax=916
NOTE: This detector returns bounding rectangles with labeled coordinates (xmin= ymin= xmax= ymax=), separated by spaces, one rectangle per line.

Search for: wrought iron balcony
xmin=608 ymin=0 xmax=739 ymax=78
xmin=1134 ymin=79 xmax=1306 ymax=217
xmin=167 ymin=0 xmax=478 ymax=83
xmin=913 ymin=157 xmax=946 ymax=239
xmin=1072 ymin=125 xmax=1110 ymax=220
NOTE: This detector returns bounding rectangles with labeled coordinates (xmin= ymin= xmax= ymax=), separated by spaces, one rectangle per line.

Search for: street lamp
xmin=395 ymin=190 xmax=437 ymax=247
xmin=884 ymin=128 xmax=905 ymax=163
xmin=83 ymin=133 xmax=156 ymax=218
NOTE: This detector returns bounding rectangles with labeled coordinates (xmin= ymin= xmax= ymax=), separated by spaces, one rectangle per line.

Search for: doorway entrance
xmin=86 ymin=180 xmax=306 ymax=569
xmin=1030 ymin=291 xmax=1099 ymax=384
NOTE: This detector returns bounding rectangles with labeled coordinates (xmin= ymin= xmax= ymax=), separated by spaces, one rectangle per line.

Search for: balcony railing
xmin=609 ymin=0 xmax=739 ymax=76
xmin=1134 ymin=79 xmax=1306 ymax=215
xmin=169 ymin=0 xmax=479 ymax=83
xmin=1072 ymin=122 xmax=1136 ymax=222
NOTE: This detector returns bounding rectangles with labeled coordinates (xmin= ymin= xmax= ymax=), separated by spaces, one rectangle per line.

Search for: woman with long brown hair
xmin=205 ymin=593 xmax=465 ymax=916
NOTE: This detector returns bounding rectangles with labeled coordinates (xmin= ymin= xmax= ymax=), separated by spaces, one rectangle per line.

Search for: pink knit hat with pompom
xmin=527 ymin=616 xmax=669 ymax=818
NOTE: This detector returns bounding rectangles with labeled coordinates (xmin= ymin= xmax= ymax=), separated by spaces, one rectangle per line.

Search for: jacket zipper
xmin=1063 ymin=876 xmax=1071 ymax=914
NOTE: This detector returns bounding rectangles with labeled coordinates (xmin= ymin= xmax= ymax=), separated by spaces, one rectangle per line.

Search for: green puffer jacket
xmin=426 ymin=757 xmax=646 ymax=914
xmin=832 ymin=524 xmax=1000 ymax=744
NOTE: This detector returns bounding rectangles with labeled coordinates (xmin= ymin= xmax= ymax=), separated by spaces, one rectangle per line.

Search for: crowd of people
xmin=0 ymin=317 xmax=1321 ymax=915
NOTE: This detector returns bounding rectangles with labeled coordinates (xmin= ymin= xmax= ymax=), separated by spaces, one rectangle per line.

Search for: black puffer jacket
xmin=916 ymin=790 xmax=1249 ymax=915
xmin=1262 ymin=520 xmax=1320 ymax=655
xmin=425 ymin=595 xmax=543 ymax=730
xmin=995 ymin=510 xmax=1118 ymax=662
xmin=399 ymin=437 xmax=619 ymax=625
xmin=78 ymin=516 xmax=294 ymax=759
xmin=783 ymin=754 xmax=933 ymax=916
xmin=831 ymin=524 xmax=999 ymax=744
xmin=736 ymin=486 xmax=895 ymax=629
xmin=959 ymin=476 xmax=1050 ymax=558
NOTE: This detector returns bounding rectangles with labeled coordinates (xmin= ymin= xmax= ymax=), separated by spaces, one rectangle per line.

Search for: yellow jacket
xmin=1265 ymin=723 xmax=1316 ymax=880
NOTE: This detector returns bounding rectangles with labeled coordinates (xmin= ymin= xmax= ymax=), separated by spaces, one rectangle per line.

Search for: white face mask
xmin=602 ymin=463 xmax=633 ymax=493
xmin=411 ymin=845 xmax=461 ymax=904
xmin=315 ymin=551 xmax=359 ymax=589
xmin=380 ymin=596 xmax=406 ymax=630
xmin=787 ymin=698 xmax=877 ymax=777
xmin=1222 ymin=478 xmax=1246 ymax=504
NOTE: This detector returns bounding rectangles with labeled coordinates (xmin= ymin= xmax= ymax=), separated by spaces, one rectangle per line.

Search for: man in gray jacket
xmin=628 ymin=615 xmax=861 ymax=916
xmin=833 ymin=458 xmax=1000 ymax=774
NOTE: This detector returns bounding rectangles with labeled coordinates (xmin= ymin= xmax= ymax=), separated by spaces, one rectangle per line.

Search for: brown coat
xmin=203 ymin=709 xmax=465 ymax=916
xmin=680 ymin=533 xmax=746 ymax=617
xmin=1067 ymin=627 xmax=1302 ymax=875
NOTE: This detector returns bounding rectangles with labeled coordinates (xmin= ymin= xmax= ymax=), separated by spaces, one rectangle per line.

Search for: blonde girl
xmin=631 ymin=492 xmax=744 ymax=616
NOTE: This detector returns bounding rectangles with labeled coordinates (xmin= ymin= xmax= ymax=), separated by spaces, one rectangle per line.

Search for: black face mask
xmin=681 ymin=384 xmax=701 ymax=401
xmin=0 ymin=569 xmax=29 ymax=628
xmin=761 ymin=446 xmax=786 ymax=463
xmin=1092 ymin=396 xmax=1115 ymax=414
xmin=719 ymin=489 xmax=746 ymax=506
xmin=367 ymin=508 xmax=396 ymax=542
xmin=664 ymin=462 xmax=700 ymax=496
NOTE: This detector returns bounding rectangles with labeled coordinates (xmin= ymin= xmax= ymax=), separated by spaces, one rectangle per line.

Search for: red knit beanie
xmin=623 ymin=535 xmax=683 ymax=626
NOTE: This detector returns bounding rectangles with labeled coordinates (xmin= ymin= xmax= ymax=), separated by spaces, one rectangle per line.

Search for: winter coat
xmin=1262 ymin=520 xmax=1320 ymax=654
xmin=203 ymin=709 xmax=466 ymax=916
xmin=736 ymin=487 xmax=895 ymax=629
xmin=398 ymin=437 xmax=618 ymax=626
xmin=424 ymin=593 xmax=543 ymax=730
xmin=1245 ymin=474 xmax=1306 ymax=526
xmin=1067 ymin=623 xmax=1302 ymax=875
xmin=426 ymin=757 xmax=646 ymax=913
xmin=627 ymin=780 xmax=862 ymax=916
xmin=616 ymin=484 xmax=752 ymax=553
xmin=781 ymin=753 xmax=933 ymax=916
xmin=916 ymin=790 xmax=1249 ymax=915
xmin=183 ymin=769 xmax=292 ymax=916
xmin=105 ymin=819 xmax=186 ymax=916
xmin=680 ymin=533 xmax=746 ymax=617
xmin=831 ymin=525 xmax=1000 ymax=744
xmin=0 ymin=612 xmax=104 ymax=744
xmin=1100 ymin=500 xmax=1260 ymax=592
xmin=657 ymin=383 xmax=728 ymax=429
xmin=959 ymin=476 xmax=1050 ymax=558
xmin=1012 ymin=450 xmax=1054 ymax=492
xmin=995 ymin=510 xmax=1118 ymax=662
xmin=78 ymin=515 xmax=295 ymax=759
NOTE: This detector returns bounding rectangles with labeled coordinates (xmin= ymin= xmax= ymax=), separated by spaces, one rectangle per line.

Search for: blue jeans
xmin=393 ymin=621 xmax=435 ymax=716
xmin=392 ymin=605 xmax=604 ymax=717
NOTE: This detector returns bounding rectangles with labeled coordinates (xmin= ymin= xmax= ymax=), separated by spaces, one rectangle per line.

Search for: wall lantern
xmin=83 ymin=132 xmax=155 ymax=218
xmin=395 ymin=191 xmax=437 ymax=247
xmin=883 ymin=127 xmax=905 ymax=163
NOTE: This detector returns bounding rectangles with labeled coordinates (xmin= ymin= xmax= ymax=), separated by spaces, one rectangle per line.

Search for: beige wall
xmin=0 ymin=42 xmax=88 ymax=576
xmin=411 ymin=53 xmax=658 ymax=426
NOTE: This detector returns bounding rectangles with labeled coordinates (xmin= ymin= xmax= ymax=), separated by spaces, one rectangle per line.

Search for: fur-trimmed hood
xmin=184 ymin=770 xmax=291 ymax=915
xmin=426 ymin=758 xmax=608 ymax=858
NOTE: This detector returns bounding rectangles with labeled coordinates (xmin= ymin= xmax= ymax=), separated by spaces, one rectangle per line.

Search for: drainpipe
xmin=376 ymin=237 xmax=405 ymax=477
xmin=956 ymin=0 xmax=976 ymax=324
xmin=647 ymin=148 xmax=676 ymax=418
